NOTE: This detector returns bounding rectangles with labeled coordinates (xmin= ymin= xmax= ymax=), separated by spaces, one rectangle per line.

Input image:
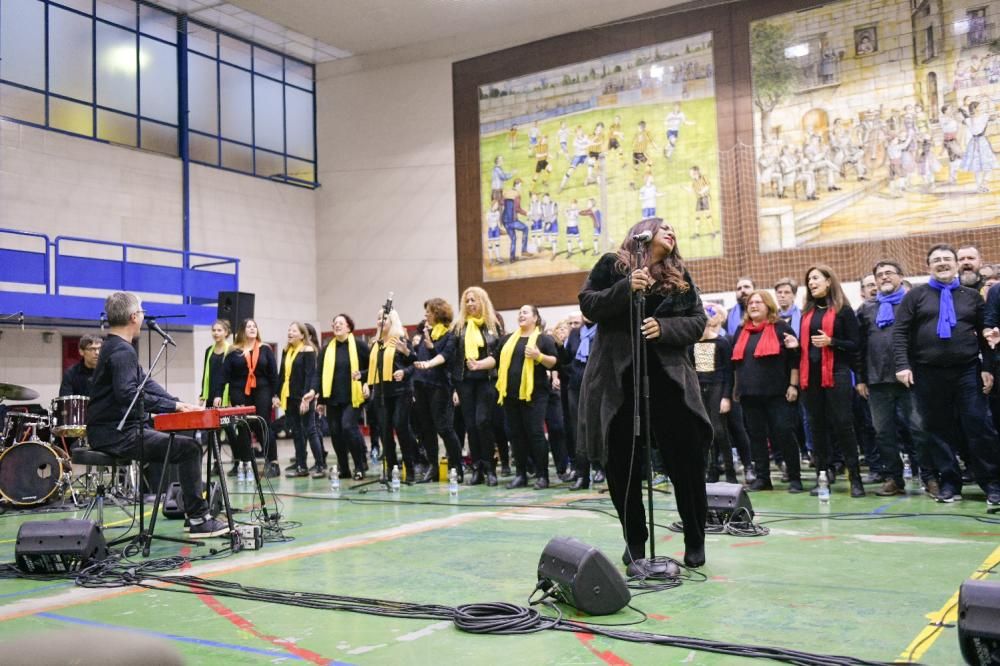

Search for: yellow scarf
xmin=367 ymin=340 xmax=396 ymax=385
xmin=464 ymin=317 xmax=486 ymax=360
xmin=430 ymin=323 xmax=449 ymax=341
xmin=279 ymin=342 xmax=303 ymax=410
xmin=200 ymin=343 xmax=230 ymax=406
xmin=322 ymin=334 xmax=364 ymax=408
xmin=496 ymin=328 xmax=541 ymax=405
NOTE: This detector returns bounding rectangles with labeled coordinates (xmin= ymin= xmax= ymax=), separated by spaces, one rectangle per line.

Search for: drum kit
xmin=0 ymin=382 xmax=120 ymax=510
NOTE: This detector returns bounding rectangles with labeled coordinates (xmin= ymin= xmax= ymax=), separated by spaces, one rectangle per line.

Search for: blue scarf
xmin=726 ymin=304 xmax=744 ymax=338
xmin=875 ymin=287 xmax=906 ymax=328
xmin=778 ymin=305 xmax=801 ymax=337
xmin=927 ymin=278 xmax=959 ymax=339
xmin=576 ymin=324 xmax=596 ymax=363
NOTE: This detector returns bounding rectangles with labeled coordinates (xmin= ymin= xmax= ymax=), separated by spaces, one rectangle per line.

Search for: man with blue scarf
xmin=892 ymin=245 xmax=1000 ymax=507
xmin=562 ymin=315 xmax=599 ymax=490
xmin=857 ymin=260 xmax=936 ymax=497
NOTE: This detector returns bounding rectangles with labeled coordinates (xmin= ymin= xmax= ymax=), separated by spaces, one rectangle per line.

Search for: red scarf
xmin=244 ymin=340 xmax=261 ymax=396
xmin=731 ymin=320 xmax=780 ymax=361
xmin=799 ymin=307 xmax=836 ymax=389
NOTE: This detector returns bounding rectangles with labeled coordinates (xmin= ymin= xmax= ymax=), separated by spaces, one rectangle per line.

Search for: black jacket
xmin=893 ymin=283 xmax=991 ymax=371
xmin=451 ymin=322 xmax=502 ymax=383
xmin=219 ymin=344 xmax=279 ymax=405
xmin=59 ymin=361 xmax=94 ymax=397
xmin=857 ymin=298 xmax=902 ymax=385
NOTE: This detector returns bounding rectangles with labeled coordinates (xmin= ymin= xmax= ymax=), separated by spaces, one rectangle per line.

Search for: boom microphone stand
xmin=354 ymin=293 xmax=395 ymax=492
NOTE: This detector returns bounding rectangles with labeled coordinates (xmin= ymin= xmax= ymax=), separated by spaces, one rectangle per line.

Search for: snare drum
xmin=51 ymin=395 xmax=89 ymax=438
xmin=1 ymin=412 xmax=50 ymax=448
xmin=0 ymin=440 xmax=67 ymax=505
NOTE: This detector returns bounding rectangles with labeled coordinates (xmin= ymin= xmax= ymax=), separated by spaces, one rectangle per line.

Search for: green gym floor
xmin=0 ymin=443 xmax=997 ymax=665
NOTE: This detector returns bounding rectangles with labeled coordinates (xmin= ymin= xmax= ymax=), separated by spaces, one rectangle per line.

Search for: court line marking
xmin=0 ymin=510 xmax=148 ymax=545
xmin=895 ymin=543 xmax=1000 ymax=663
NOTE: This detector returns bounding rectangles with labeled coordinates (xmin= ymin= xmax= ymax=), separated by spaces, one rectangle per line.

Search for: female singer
xmin=799 ymin=265 xmax=865 ymax=498
xmin=412 ymin=298 xmax=463 ymax=483
xmin=199 ymin=319 xmax=233 ymax=473
xmin=452 ymin=287 xmax=502 ymax=486
xmin=220 ymin=319 xmax=280 ymax=478
xmin=316 ymin=314 xmax=370 ymax=480
xmin=274 ymin=322 xmax=324 ymax=478
xmin=493 ymin=304 xmax=559 ymax=489
xmin=578 ymin=218 xmax=711 ymax=569
xmin=730 ymin=291 xmax=803 ymax=492
xmin=694 ymin=305 xmax=736 ymax=484
xmin=369 ymin=308 xmax=419 ymax=481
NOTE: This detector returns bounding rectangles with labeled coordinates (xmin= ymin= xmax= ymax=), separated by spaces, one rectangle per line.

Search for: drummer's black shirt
xmin=59 ymin=361 xmax=94 ymax=397
xmin=87 ymin=335 xmax=178 ymax=443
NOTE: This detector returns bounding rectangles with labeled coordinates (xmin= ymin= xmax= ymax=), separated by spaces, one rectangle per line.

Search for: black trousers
xmin=801 ymin=372 xmax=860 ymax=475
xmin=726 ymin=401 xmax=752 ymax=468
xmin=545 ymin=389 xmax=568 ymax=473
xmin=325 ymin=403 xmax=367 ymax=476
xmin=699 ymin=382 xmax=734 ymax=479
xmin=493 ymin=403 xmax=509 ymax=468
xmin=413 ymin=382 xmax=463 ymax=475
xmin=374 ymin=390 xmax=419 ymax=479
xmin=742 ymin=394 xmax=801 ymax=482
xmin=605 ymin=367 xmax=707 ymax=552
xmin=457 ymin=378 xmax=497 ymax=468
xmin=286 ymin=398 xmax=324 ymax=470
xmin=503 ymin=394 xmax=549 ymax=479
xmin=91 ymin=426 xmax=207 ymax=519
xmin=566 ymin=382 xmax=588 ymax=478
xmin=232 ymin=388 xmax=277 ymax=462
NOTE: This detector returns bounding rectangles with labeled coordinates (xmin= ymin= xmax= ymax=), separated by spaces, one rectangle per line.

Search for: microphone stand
xmin=628 ymin=240 xmax=668 ymax=576
xmin=355 ymin=296 xmax=395 ymax=492
xmin=110 ymin=331 xmax=203 ymax=554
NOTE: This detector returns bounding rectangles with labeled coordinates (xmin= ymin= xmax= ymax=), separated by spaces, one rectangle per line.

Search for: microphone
xmin=632 ymin=231 xmax=653 ymax=243
xmin=99 ymin=312 xmax=108 ymax=332
xmin=383 ymin=291 xmax=394 ymax=315
xmin=18 ymin=312 xmax=24 ymax=331
xmin=147 ymin=319 xmax=176 ymax=347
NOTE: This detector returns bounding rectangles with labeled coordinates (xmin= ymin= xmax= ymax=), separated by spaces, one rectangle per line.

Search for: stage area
xmin=0 ymin=442 xmax=997 ymax=665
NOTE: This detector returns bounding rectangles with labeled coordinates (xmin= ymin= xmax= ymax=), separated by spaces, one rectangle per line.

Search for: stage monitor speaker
xmin=959 ymin=579 xmax=1000 ymax=665
xmin=217 ymin=291 xmax=255 ymax=334
xmin=537 ymin=537 xmax=630 ymax=616
xmin=15 ymin=519 xmax=108 ymax=574
xmin=162 ymin=481 xmax=223 ymax=519
xmin=706 ymin=482 xmax=754 ymax=525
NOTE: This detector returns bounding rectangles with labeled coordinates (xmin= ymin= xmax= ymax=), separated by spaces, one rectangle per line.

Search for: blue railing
xmin=0 ymin=227 xmax=238 ymax=322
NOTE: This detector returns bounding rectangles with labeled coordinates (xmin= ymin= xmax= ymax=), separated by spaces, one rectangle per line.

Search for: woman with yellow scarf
xmin=315 ymin=314 xmax=370 ymax=481
xmin=412 ymin=298 xmax=463 ymax=483
xmin=272 ymin=322 xmax=324 ymax=478
xmin=369 ymin=308 xmax=418 ymax=481
xmin=493 ymin=304 xmax=559 ymax=489
xmin=452 ymin=287 xmax=503 ymax=486
xmin=200 ymin=319 xmax=236 ymax=475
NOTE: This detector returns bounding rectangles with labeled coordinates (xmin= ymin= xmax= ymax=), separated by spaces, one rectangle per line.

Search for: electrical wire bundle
xmin=668 ymin=505 xmax=770 ymax=537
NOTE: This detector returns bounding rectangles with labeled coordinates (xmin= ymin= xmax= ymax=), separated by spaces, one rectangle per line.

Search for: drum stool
xmin=71 ymin=447 xmax=134 ymax=528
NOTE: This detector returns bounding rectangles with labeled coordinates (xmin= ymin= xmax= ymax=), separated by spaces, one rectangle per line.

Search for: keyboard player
xmin=86 ymin=291 xmax=229 ymax=538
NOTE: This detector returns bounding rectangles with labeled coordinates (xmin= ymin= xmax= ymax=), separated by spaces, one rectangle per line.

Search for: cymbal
xmin=0 ymin=383 xmax=40 ymax=401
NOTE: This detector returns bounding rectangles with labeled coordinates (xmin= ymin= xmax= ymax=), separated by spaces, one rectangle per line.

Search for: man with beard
xmin=958 ymin=245 xmax=985 ymax=291
xmin=857 ymin=260 xmax=938 ymax=497
xmin=723 ymin=276 xmax=755 ymax=480
xmin=860 ymin=274 xmax=877 ymax=303
xmin=893 ymin=245 xmax=1000 ymax=507
xmin=725 ymin=277 xmax=755 ymax=337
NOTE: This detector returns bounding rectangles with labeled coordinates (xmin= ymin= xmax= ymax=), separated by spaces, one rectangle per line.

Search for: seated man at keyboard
xmin=87 ymin=291 xmax=228 ymax=537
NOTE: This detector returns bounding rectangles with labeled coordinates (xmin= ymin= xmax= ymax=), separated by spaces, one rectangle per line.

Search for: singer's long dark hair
xmin=615 ymin=218 xmax=690 ymax=294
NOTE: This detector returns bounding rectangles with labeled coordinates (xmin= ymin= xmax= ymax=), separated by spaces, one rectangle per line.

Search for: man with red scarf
xmin=893 ymin=244 xmax=1000 ymax=507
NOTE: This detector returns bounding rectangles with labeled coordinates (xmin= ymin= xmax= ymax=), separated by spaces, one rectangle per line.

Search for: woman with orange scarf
xmin=730 ymin=290 xmax=803 ymax=493
xmin=221 ymin=318 xmax=280 ymax=478
xmin=799 ymin=265 xmax=865 ymax=498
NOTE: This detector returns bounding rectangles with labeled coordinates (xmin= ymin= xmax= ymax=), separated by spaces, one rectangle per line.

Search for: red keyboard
xmin=153 ymin=406 xmax=256 ymax=432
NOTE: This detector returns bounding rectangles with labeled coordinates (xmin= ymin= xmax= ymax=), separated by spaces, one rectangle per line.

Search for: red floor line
xmin=574 ymin=632 xmax=631 ymax=666
xmin=176 ymin=546 xmax=336 ymax=665
xmin=731 ymin=541 xmax=766 ymax=547
xmin=799 ymin=536 xmax=837 ymax=541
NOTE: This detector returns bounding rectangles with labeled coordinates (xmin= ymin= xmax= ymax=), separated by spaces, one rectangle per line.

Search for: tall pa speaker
xmin=959 ymin=579 xmax=1000 ymax=664
xmin=15 ymin=519 xmax=109 ymax=574
xmin=537 ymin=537 xmax=630 ymax=616
xmin=162 ymin=481 xmax=223 ymax=519
xmin=217 ymin=291 xmax=255 ymax=333
xmin=706 ymin=482 xmax=755 ymax=525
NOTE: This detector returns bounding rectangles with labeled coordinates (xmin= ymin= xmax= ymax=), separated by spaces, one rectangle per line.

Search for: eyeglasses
xmin=874 ymin=270 xmax=898 ymax=278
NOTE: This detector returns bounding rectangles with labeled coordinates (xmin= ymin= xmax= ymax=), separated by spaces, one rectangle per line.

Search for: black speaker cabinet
xmin=217 ymin=291 xmax=255 ymax=334
xmin=162 ymin=481 xmax=223 ymax=519
xmin=15 ymin=519 xmax=108 ymax=574
xmin=537 ymin=537 xmax=630 ymax=616
xmin=706 ymin=481 xmax=755 ymax=524
xmin=959 ymin=579 xmax=1000 ymax=665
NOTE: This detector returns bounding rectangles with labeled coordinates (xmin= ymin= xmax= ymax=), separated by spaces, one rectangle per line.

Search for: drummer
xmin=59 ymin=334 xmax=102 ymax=397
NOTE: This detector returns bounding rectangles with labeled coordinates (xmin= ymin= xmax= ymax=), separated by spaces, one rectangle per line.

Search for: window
xmin=0 ymin=0 xmax=317 ymax=187
xmin=966 ymin=8 xmax=990 ymax=48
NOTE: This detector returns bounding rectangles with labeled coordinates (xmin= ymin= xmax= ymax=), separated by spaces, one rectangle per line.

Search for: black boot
xmin=849 ymin=466 xmax=866 ymax=498
xmin=469 ymin=463 xmax=484 ymax=486
xmin=486 ymin=467 xmax=498 ymax=487
xmin=684 ymin=543 xmax=706 ymax=568
xmin=569 ymin=475 xmax=590 ymax=490
xmin=506 ymin=474 xmax=527 ymax=489
xmin=417 ymin=468 xmax=438 ymax=484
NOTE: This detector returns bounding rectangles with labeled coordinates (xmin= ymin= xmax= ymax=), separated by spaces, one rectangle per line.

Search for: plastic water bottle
xmin=391 ymin=465 xmax=401 ymax=492
xmin=330 ymin=465 xmax=341 ymax=494
xmin=817 ymin=470 xmax=830 ymax=504
xmin=448 ymin=468 xmax=459 ymax=497
xmin=237 ymin=462 xmax=246 ymax=483
xmin=902 ymin=456 xmax=914 ymax=494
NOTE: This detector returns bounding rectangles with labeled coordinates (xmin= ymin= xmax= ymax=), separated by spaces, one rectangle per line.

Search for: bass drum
xmin=0 ymin=440 xmax=66 ymax=506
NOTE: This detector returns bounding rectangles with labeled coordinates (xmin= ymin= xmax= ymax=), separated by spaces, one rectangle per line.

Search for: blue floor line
xmin=0 ymin=582 xmax=73 ymax=600
xmin=872 ymin=497 xmax=907 ymax=514
xmin=35 ymin=611 xmax=353 ymax=664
